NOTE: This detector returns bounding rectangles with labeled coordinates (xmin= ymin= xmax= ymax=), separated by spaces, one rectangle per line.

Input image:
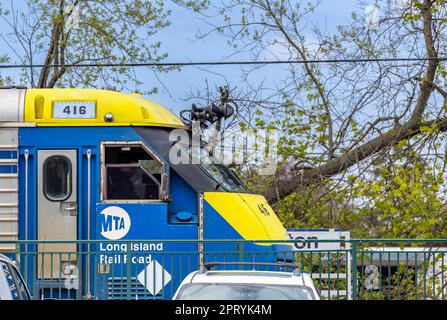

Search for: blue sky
xmin=150 ymin=0 xmax=359 ymax=112
xmin=0 ymin=0 xmax=360 ymax=113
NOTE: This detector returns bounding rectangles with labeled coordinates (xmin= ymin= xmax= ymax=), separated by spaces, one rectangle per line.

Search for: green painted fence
xmin=1 ymin=239 xmax=446 ymax=300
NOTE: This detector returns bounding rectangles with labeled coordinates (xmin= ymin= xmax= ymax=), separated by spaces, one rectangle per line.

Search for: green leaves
xmin=354 ymin=155 xmax=447 ymax=238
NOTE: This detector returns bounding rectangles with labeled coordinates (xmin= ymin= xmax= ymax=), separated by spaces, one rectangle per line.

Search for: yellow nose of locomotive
xmin=204 ymin=192 xmax=290 ymax=242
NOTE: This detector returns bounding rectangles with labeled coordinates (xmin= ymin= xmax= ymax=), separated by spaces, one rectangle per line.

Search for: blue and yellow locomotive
xmin=0 ymin=87 xmax=292 ymax=299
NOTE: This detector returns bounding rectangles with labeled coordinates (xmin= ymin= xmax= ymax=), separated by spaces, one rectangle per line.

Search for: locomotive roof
xmin=0 ymin=88 xmax=186 ymax=128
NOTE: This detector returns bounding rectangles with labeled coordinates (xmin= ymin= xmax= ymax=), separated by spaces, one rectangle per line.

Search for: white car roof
xmin=173 ymin=269 xmax=321 ymax=300
xmin=184 ymin=270 xmax=314 ymax=287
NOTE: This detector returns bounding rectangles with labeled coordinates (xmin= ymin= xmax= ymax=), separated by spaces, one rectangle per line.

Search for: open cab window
xmin=101 ymin=142 xmax=167 ymax=201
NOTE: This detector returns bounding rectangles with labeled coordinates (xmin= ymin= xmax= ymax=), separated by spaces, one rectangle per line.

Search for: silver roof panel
xmin=0 ymin=88 xmax=26 ymax=123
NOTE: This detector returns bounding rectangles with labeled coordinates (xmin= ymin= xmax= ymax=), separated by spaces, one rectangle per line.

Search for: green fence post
xmin=24 ymin=241 xmax=28 ymax=285
xmin=238 ymin=242 xmax=245 ymax=270
xmin=126 ymin=243 xmax=132 ymax=300
xmin=15 ymin=242 xmax=21 ymax=274
xmin=351 ymin=241 xmax=358 ymax=300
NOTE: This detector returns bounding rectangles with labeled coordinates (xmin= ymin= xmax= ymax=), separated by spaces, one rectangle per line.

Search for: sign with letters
xmin=287 ymin=229 xmax=350 ymax=251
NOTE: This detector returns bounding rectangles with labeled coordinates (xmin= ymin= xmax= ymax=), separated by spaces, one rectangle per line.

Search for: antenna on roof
xmin=180 ymin=86 xmax=235 ymax=129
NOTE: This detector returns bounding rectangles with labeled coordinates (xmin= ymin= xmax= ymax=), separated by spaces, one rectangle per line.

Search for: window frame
xmin=100 ymin=141 xmax=168 ymax=203
xmin=42 ymin=155 xmax=72 ymax=202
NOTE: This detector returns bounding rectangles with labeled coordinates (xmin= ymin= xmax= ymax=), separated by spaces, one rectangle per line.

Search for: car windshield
xmin=176 ymin=283 xmax=315 ymax=300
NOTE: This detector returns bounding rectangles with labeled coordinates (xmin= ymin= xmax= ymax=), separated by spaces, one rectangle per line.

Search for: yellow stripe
xmin=204 ymin=192 xmax=289 ymax=243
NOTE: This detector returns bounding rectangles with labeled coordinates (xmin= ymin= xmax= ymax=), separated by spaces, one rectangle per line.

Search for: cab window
xmin=103 ymin=144 xmax=164 ymax=200
xmin=43 ymin=156 xmax=71 ymax=201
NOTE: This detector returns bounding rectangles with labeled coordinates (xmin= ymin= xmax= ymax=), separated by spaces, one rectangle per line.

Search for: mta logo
xmin=100 ymin=206 xmax=131 ymax=240
xmin=102 ymin=215 xmax=126 ymax=232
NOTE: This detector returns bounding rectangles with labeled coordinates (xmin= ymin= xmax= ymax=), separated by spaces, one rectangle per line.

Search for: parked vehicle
xmin=0 ymin=254 xmax=30 ymax=300
xmin=173 ymin=263 xmax=321 ymax=300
